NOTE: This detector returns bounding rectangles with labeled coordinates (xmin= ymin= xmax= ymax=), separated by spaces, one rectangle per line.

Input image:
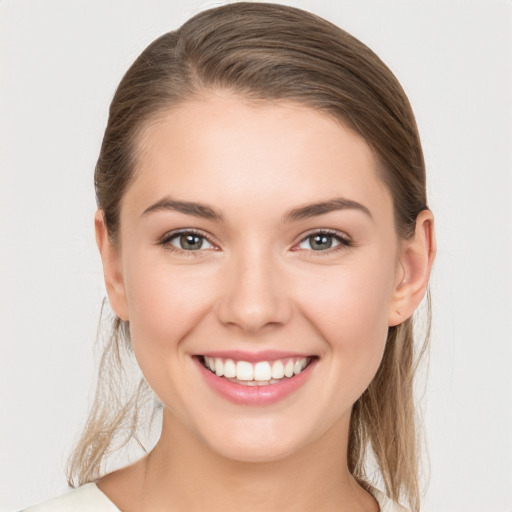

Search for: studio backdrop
xmin=1 ymin=1 xmax=511 ymax=511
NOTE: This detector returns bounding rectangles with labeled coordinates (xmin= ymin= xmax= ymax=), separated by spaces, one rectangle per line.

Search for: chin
xmin=210 ymin=437 xmax=301 ymax=464
xmin=197 ymin=416 xmax=314 ymax=464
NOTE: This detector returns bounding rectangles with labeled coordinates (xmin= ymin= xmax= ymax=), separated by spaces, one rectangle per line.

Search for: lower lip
xmin=194 ymin=357 xmax=317 ymax=406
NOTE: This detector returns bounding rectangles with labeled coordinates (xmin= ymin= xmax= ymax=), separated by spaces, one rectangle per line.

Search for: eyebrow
xmin=283 ymin=198 xmax=372 ymax=222
xmin=142 ymin=196 xmax=372 ymax=222
xmin=142 ymin=197 xmax=224 ymax=221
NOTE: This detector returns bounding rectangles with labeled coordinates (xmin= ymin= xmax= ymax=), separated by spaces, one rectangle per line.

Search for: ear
xmin=94 ymin=209 xmax=129 ymax=321
xmin=388 ymin=209 xmax=436 ymax=326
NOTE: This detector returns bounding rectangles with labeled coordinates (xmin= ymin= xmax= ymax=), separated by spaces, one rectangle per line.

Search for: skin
xmin=95 ymin=91 xmax=435 ymax=512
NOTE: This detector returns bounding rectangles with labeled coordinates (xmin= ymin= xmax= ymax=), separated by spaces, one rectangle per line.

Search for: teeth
xmin=214 ymin=358 xmax=224 ymax=377
xmin=271 ymin=360 xmax=284 ymax=379
xmin=284 ymin=360 xmax=294 ymax=378
xmin=223 ymin=359 xmax=236 ymax=379
xmin=254 ymin=361 xmax=272 ymax=381
xmin=294 ymin=359 xmax=307 ymax=375
xmin=203 ymin=356 xmax=311 ymax=384
xmin=236 ymin=361 xmax=254 ymax=381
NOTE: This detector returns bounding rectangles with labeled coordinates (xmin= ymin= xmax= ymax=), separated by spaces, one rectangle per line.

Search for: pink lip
xmin=194 ymin=356 xmax=317 ymax=406
xmin=198 ymin=350 xmax=311 ymax=363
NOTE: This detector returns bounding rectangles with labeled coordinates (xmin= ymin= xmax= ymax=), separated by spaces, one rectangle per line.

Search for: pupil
xmin=311 ymin=234 xmax=332 ymax=250
xmin=181 ymin=234 xmax=202 ymax=250
xmin=311 ymin=235 xmax=332 ymax=251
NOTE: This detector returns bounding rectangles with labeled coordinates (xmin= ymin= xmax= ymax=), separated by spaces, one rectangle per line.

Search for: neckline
xmin=86 ymin=483 xmax=121 ymax=510
xmin=89 ymin=481 xmax=399 ymax=511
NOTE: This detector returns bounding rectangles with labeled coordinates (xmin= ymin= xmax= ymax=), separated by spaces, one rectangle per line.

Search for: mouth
xmin=199 ymin=355 xmax=314 ymax=387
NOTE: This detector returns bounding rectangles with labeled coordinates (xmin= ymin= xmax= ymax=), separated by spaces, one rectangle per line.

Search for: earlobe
xmin=388 ymin=210 xmax=436 ymax=326
xmin=94 ymin=210 xmax=129 ymax=321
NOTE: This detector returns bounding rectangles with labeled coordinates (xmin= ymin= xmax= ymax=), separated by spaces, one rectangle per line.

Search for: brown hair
xmin=68 ymin=3 xmax=430 ymax=510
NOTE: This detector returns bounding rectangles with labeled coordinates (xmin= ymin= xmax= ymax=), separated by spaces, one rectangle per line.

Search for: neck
xmin=127 ymin=409 xmax=377 ymax=512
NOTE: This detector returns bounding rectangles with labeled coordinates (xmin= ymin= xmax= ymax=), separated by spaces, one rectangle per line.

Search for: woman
xmin=24 ymin=3 xmax=435 ymax=511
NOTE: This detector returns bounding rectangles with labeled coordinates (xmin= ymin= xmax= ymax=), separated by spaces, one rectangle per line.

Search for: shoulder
xmin=368 ymin=486 xmax=410 ymax=512
xmin=21 ymin=483 xmax=120 ymax=512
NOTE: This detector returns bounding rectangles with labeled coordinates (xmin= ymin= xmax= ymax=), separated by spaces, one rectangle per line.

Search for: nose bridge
xmin=217 ymin=240 xmax=291 ymax=332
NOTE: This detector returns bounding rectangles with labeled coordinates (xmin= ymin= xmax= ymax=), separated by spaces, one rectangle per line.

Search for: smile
xmin=201 ymin=356 xmax=311 ymax=386
xmin=195 ymin=353 xmax=317 ymax=405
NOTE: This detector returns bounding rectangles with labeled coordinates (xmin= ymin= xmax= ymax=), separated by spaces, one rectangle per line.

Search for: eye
xmin=296 ymin=231 xmax=350 ymax=252
xmin=162 ymin=231 xmax=215 ymax=251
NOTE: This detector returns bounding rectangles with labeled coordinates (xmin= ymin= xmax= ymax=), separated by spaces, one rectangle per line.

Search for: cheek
xmin=299 ymin=255 xmax=395 ymax=333
xmin=295 ymin=253 xmax=396 ymax=394
xmin=121 ymin=254 xmax=217 ymax=363
xmin=121 ymin=254 xmax=220 ymax=415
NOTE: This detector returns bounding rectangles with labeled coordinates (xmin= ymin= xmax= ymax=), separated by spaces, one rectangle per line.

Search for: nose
xmin=216 ymin=246 xmax=292 ymax=333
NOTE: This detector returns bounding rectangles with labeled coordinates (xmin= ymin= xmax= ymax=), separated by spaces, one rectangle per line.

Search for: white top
xmin=21 ymin=484 xmax=118 ymax=511
xmin=22 ymin=482 xmax=409 ymax=511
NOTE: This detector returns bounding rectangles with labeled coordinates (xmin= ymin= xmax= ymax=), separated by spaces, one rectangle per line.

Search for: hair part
xmin=71 ymin=4 xmax=431 ymax=511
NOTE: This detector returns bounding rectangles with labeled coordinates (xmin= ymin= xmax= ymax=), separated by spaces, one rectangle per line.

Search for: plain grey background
xmin=1 ymin=1 xmax=511 ymax=511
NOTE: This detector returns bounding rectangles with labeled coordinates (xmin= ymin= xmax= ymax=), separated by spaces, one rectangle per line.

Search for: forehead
xmin=123 ymin=91 xmax=393 ymax=222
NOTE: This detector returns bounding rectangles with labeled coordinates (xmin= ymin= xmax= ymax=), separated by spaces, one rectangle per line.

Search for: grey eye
xmin=170 ymin=233 xmax=213 ymax=251
xmin=298 ymin=233 xmax=342 ymax=251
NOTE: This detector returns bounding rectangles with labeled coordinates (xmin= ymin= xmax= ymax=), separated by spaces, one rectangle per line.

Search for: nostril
xmin=216 ymin=297 xmax=293 ymax=333
xmin=214 ymin=261 xmax=293 ymax=332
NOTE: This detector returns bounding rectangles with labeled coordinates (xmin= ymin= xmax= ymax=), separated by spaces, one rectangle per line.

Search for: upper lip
xmin=197 ymin=350 xmax=314 ymax=362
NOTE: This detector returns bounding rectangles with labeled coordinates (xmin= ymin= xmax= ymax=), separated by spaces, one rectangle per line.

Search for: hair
xmin=67 ymin=3 xmax=430 ymax=511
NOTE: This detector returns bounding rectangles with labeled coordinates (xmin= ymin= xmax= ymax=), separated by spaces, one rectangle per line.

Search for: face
xmin=103 ymin=91 xmax=406 ymax=463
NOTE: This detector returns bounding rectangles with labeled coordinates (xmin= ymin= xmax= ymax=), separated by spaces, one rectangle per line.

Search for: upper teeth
xmin=203 ymin=356 xmax=309 ymax=382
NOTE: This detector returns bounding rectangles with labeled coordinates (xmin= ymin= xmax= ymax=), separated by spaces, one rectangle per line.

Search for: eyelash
xmin=294 ymin=229 xmax=352 ymax=255
xmin=158 ymin=229 xmax=217 ymax=257
xmin=158 ymin=228 xmax=352 ymax=256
